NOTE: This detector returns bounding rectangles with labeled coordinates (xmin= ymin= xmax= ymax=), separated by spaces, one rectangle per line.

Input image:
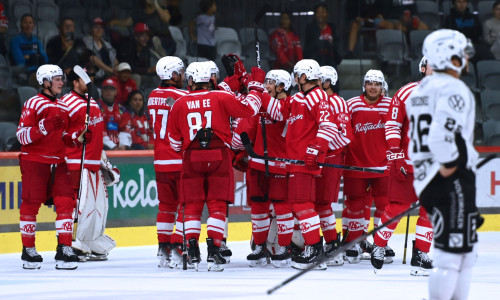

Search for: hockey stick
xmin=240 ymin=132 xmax=385 ymax=174
xmin=476 ymin=154 xmax=497 ymax=169
xmin=402 ymin=211 xmax=411 ymax=264
xmin=254 ymin=4 xmax=270 ymax=177
xmin=72 ymin=65 xmax=92 ymax=241
xmin=182 ymin=202 xmax=188 ymax=270
xmin=267 ymin=204 xmax=421 ymax=295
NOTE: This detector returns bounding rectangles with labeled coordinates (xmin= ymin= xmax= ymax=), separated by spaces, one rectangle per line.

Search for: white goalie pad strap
xmin=85 ymin=234 xmax=116 ymax=254
xmin=118 ymin=132 xmax=132 ymax=147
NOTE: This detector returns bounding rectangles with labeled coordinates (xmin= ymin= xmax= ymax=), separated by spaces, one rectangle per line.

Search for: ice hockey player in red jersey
xmin=168 ymin=63 xmax=265 ymax=271
xmin=62 ymin=66 xmax=117 ymax=262
xmin=232 ymin=69 xmax=293 ymax=268
xmin=371 ymin=56 xmax=434 ymax=275
xmin=146 ymin=56 xmax=188 ymax=268
xmin=98 ymin=78 xmax=132 ymax=150
xmin=317 ymin=65 xmax=352 ymax=266
xmin=343 ymin=69 xmax=392 ymax=264
xmin=16 ymin=64 xmax=91 ymax=270
xmin=263 ymin=59 xmax=337 ymax=270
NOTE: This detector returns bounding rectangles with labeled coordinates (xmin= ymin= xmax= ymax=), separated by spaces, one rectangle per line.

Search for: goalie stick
xmin=267 ymin=204 xmax=421 ymax=295
xmin=72 ymin=65 xmax=92 ymax=241
xmin=240 ymin=132 xmax=384 ymax=174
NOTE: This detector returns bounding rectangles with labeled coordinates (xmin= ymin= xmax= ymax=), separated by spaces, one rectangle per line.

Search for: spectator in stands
xmin=304 ymin=3 xmax=342 ymax=66
xmin=118 ymin=23 xmax=159 ymax=78
xmin=444 ymin=0 xmax=494 ymax=62
xmin=83 ymin=18 xmax=119 ymax=85
xmin=189 ymin=0 xmax=217 ymax=60
xmin=98 ymin=78 xmax=132 ymax=150
xmin=0 ymin=2 xmax=8 ymax=56
xmin=483 ymin=1 xmax=500 ymax=59
xmin=133 ymin=0 xmax=176 ymax=56
xmin=9 ymin=14 xmax=48 ymax=84
xmin=125 ymin=90 xmax=153 ymax=150
xmin=345 ymin=0 xmax=401 ymax=58
xmin=269 ymin=12 xmax=303 ymax=71
xmin=108 ymin=62 xmax=138 ymax=105
xmin=46 ymin=18 xmax=89 ymax=74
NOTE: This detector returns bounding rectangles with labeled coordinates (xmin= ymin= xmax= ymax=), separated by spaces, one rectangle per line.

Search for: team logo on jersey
xmin=425 ymin=231 xmax=433 ymax=241
xmin=431 ymin=208 xmax=444 ymax=239
xmin=348 ymin=221 xmax=363 ymax=230
xmin=288 ymin=114 xmax=303 ymax=125
xmin=448 ymin=95 xmax=465 ymax=112
xmin=299 ymin=222 xmax=312 ymax=232
xmin=337 ymin=112 xmax=349 ymax=123
xmin=392 ymin=97 xmax=401 ymax=106
xmin=277 ymin=224 xmax=290 ymax=233
xmin=320 ymin=220 xmax=333 ymax=230
xmin=62 ymin=221 xmax=73 ymax=232
xmin=22 ymin=224 xmax=36 ymax=234
xmin=354 ymin=120 xmax=384 ymax=134
xmin=449 ymin=233 xmax=464 ymax=248
xmin=380 ymin=230 xmax=393 ymax=240
xmin=88 ymin=116 xmax=104 ymax=126
xmin=21 ymin=109 xmax=30 ymax=120
xmin=319 ymin=100 xmax=329 ymax=110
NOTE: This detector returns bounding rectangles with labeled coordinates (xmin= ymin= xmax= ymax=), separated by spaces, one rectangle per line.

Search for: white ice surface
xmin=1 ymin=232 xmax=499 ymax=300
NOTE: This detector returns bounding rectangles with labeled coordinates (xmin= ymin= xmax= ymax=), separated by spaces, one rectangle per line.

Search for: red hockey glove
xmin=219 ymin=75 xmax=241 ymax=93
xmin=387 ymin=149 xmax=407 ymax=181
xmin=63 ymin=127 xmax=92 ymax=147
xmin=38 ymin=115 xmax=64 ymax=135
xmin=247 ymin=67 xmax=266 ymax=92
xmin=232 ymin=151 xmax=249 ymax=172
xmin=304 ymin=144 xmax=324 ymax=170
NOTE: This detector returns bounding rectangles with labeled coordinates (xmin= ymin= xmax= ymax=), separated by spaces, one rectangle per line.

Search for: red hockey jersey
xmin=265 ymin=87 xmax=337 ymax=175
xmin=129 ymin=113 xmax=153 ymax=149
xmin=97 ymin=99 xmax=132 ymax=149
xmin=61 ymin=91 xmax=104 ymax=171
xmin=344 ymin=94 xmax=391 ymax=178
xmin=147 ymin=86 xmax=188 ymax=172
xmin=233 ymin=96 xmax=289 ymax=175
xmin=385 ymin=81 xmax=419 ymax=173
xmin=168 ymin=89 xmax=261 ymax=152
xmin=17 ymin=93 xmax=70 ymax=164
xmin=326 ymin=93 xmax=351 ymax=156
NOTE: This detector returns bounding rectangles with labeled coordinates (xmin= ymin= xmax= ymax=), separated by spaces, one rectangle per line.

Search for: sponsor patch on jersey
xmin=319 ymin=100 xmax=329 ymax=110
xmin=392 ymin=97 xmax=400 ymax=107
xmin=337 ymin=112 xmax=349 ymax=123
xmin=448 ymin=94 xmax=465 ymax=112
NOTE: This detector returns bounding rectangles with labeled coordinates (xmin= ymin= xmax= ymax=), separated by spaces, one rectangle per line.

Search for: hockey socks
xmin=293 ymin=203 xmax=320 ymax=246
xmin=157 ymin=208 xmax=176 ymax=243
xmin=273 ymin=201 xmax=293 ymax=247
xmin=20 ymin=215 xmax=37 ymax=248
xmin=250 ymin=202 xmax=270 ymax=245
xmin=315 ymin=204 xmax=338 ymax=243
xmin=415 ymin=207 xmax=433 ymax=253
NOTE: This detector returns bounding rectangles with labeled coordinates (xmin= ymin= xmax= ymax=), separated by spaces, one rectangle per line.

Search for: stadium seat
xmin=481 ymin=89 xmax=500 ymax=121
xmin=478 ymin=1 xmax=495 ymax=23
xmin=169 ymin=26 xmax=187 ymax=61
xmin=482 ymin=119 xmax=500 ymax=145
xmin=409 ymin=30 xmax=431 ymax=59
xmin=477 ymin=60 xmax=500 ymax=90
xmin=11 ymin=1 xmax=32 ymax=22
xmin=376 ymin=29 xmax=408 ymax=64
xmin=339 ymin=89 xmax=362 ymax=101
xmin=239 ymin=27 xmax=269 ymax=59
xmin=36 ymin=2 xmax=59 ymax=23
xmin=460 ymin=62 xmax=478 ymax=92
xmin=215 ymin=27 xmax=242 ymax=58
xmin=415 ymin=1 xmax=440 ymax=29
xmin=17 ymin=86 xmax=38 ymax=108
xmin=0 ymin=121 xmax=18 ymax=151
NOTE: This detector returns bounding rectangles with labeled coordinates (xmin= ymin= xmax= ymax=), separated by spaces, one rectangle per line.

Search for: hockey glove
xmin=219 ymin=75 xmax=241 ymax=93
xmin=63 ymin=127 xmax=92 ymax=147
xmin=246 ymin=67 xmax=266 ymax=92
xmin=102 ymin=167 xmax=121 ymax=186
xmin=304 ymin=144 xmax=324 ymax=171
xmin=232 ymin=151 xmax=249 ymax=172
xmin=387 ymin=149 xmax=407 ymax=181
xmin=221 ymin=54 xmax=246 ymax=77
xmin=38 ymin=115 xmax=65 ymax=135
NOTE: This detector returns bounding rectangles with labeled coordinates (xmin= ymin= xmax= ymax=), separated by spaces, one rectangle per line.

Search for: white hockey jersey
xmin=405 ymin=72 xmax=479 ymax=196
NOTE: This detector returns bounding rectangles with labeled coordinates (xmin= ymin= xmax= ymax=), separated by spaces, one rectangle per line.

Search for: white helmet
xmin=156 ymin=56 xmax=184 ymax=80
xmin=423 ymin=29 xmax=468 ymax=73
xmin=290 ymin=71 xmax=297 ymax=87
xmin=319 ymin=66 xmax=338 ymax=85
xmin=382 ymin=80 xmax=389 ymax=97
xmin=266 ymin=69 xmax=292 ymax=90
xmin=363 ymin=69 xmax=385 ymax=91
xmin=185 ymin=62 xmax=200 ymax=83
xmin=419 ymin=56 xmax=428 ymax=72
xmin=36 ymin=64 xmax=63 ymax=85
xmin=190 ymin=62 xmax=211 ymax=83
xmin=206 ymin=60 xmax=219 ymax=78
xmin=293 ymin=59 xmax=321 ymax=81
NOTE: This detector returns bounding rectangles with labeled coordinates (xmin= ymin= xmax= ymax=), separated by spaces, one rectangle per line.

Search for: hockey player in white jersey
xmin=406 ymin=29 xmax=480 ymax=300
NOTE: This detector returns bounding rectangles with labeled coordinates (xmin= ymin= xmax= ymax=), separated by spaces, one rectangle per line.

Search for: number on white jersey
xmin=410 ymin=114 xmax=431 ymax=153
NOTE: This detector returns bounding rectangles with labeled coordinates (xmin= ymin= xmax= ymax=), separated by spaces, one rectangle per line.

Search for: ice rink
xmin=1 ymin=232 xmax=499 ymax=300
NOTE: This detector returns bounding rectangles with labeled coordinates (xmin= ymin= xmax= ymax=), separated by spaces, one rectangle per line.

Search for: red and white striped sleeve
xmin=328 ymin=94 xmax=351 ymax=151
xmin=16 ymin=96 xmax=47 ymax=145
xmin=385 ymin=82 xmax=418 ymax=150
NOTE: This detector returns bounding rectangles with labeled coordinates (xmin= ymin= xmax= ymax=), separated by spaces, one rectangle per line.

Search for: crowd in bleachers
xmin=1 ymin=0 xmax=500 ymax=151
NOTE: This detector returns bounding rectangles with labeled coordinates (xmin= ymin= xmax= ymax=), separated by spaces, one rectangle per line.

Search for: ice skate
xmin=157 ymin=242 xmax=171 ymax=268
xmin=87 ymin=251 xmax=108 ymax=261
xmin=72 ymin=248 xmax=89 ymax=262
xmin=384 ymin=245 xmax=395 ymax=264
xmin=247 ymin=242 xmax=270 ymax=267
xmin=271 ymin=246 xmax=291 ymax=268
xmin=371 ymin=245 xmax=385 ymax=273
xmin=324 ymin=239 xmax=344 ymax=266
xmin=55 ymin=244 xmax=78 ymax=270
xmin=345 ymin=243 xmax=362 ymax=264
xmin=169 ymin=244 xmax=195 ymax=269
xmin=220 ymin=239 xmax=232 ymax=263
xmin=207 ymin=238 xmax=226 ymax=272
xmin=360 ymin=239 xmax=373 ymax=261
xmin=21 ymin=246 xmax=43 ymax=270
xmin=292 ymin=241 xmax=326 ymax=270
xmin=410 ymin=241 xmax=432 ymax=276
xmin=188 ymin=238 xmax=201 ymax=271
xmin=289 ymin=242 xmax=303 ymax=262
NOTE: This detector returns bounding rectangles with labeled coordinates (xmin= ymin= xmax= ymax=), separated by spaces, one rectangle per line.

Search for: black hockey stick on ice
xmin=402 ymin=208 xmax=411 ymax=264
xmin=182 ymin=202 xmax=188 ymax=270
xmin=72 ymin=65 xmax=92 ymax=241
xmin=240 ymin=132 xmax=384 ymax=174
xmin=267 ymin=204 xmax=421 ymax=295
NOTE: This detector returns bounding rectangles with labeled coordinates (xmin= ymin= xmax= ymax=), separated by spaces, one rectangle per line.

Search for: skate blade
xmin=207 ymin=262 xmax=224 ymax=272
xmin=77 ymin=255 xmax=88 ymax=262
xmin=158 ymin=258 xmax=171 ymax=268
xmin=383 ymin=257 xmax=393 ymax=264
xmin=410 ymin=266 xmax=430 ymax=277
xmin=271 ymin=258 xmax=291 ymax=268
xmin=22 ymin=261 xmax=42 ymax=270
xmin=169 ymin=260 xmax=196 ymax=269
xmin=373 ymin=267 xmax=381 ymax=274
xmin=55 ymin=261 xmax=78 ymax=270
xmin=222 ymin=256 xmax=231 ymax=263
xmin=248 ymin=257 xmax=269 ymax=267
xmin=360 ymin=253 xmax=371 ymax=260
xmin=291 ymin=262 xmax=327 ymax=270
xmin=326 ymin=257 xmax=344 ymax=266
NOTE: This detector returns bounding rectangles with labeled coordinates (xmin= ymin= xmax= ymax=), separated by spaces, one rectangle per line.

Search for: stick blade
xmin=73 ymin=65 xmax=92 ymax=85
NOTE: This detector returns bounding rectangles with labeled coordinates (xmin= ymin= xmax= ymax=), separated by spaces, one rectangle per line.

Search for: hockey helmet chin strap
xmin=46 ymin=80 xmax=58 ymax=98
